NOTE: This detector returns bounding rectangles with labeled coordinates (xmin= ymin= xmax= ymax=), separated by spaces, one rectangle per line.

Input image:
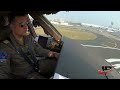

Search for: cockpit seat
xmin=0 ymin=26 xmax=11 ymax=42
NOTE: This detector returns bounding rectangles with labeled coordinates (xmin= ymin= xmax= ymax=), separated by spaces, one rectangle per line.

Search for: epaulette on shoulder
xmin=3 ymin=40 xmax=10 ymax=44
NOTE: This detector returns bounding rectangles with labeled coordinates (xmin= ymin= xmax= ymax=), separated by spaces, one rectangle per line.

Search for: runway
xmin=54 ymin=37 xmax=120 ymax=79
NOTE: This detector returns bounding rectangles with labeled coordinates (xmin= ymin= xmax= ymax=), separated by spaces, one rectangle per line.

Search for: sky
xmin=45 ymin=11 xmax=120 ymax=28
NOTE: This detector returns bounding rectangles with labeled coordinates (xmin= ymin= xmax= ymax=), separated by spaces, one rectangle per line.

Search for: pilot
xmin=0 ymin=11 xmax=59 ymax=79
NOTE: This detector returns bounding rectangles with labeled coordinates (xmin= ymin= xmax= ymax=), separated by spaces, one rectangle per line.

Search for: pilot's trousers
xmin=38 ymin=58 xmax=57 ymax=78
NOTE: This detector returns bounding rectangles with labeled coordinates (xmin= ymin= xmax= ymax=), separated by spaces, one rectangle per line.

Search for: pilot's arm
xmin=0 ymin=50 xmax=11 ymax=79
xmin=31 ymin=36 xmax=59 ymax=59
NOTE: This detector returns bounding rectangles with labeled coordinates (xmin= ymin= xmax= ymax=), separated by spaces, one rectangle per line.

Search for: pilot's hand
xmin=48 ymin=51 xmax=59 ymax=59
xmin=47 ymin=41 xmax=58 ymax=49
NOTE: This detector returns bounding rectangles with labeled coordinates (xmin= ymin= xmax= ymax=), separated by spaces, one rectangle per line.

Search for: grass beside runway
xmin=35 ymin=26 xmax=97 ymax=40
xmin=35 ymin=25 xmax=120 ymax=48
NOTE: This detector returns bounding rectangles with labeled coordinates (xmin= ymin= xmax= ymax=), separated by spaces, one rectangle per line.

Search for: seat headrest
xmin=0 ymin=26 xmax=11 ymax=42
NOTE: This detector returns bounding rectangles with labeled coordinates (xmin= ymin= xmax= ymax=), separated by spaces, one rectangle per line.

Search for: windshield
xmin=43 ymin=11 xmax=120 ymax=74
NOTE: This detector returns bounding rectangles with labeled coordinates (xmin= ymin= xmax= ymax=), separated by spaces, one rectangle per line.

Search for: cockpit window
xmin=45 ymin=11 xmax=120 ymax=74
